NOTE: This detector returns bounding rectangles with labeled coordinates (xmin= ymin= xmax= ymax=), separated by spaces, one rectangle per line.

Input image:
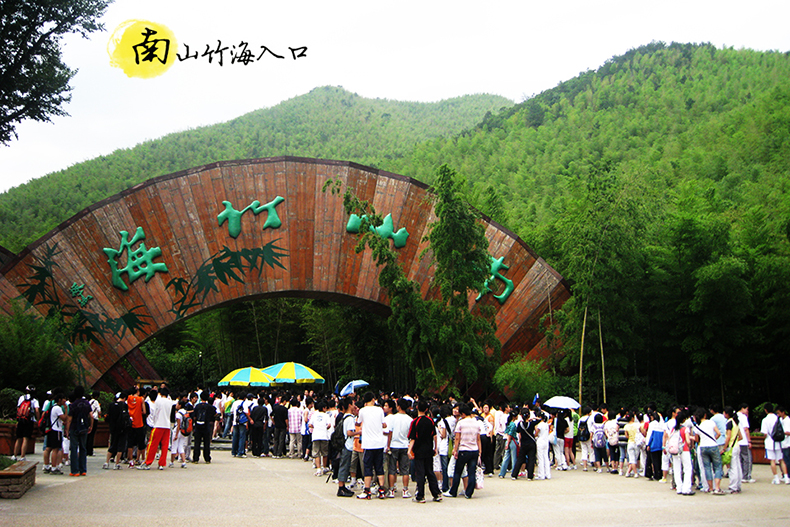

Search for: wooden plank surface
xmin=0 ymin=158 xmax=570 ymax=387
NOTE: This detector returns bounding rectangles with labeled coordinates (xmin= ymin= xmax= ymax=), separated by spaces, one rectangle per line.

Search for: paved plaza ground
xmin=2 ymin=453 xmax=789 ymax=526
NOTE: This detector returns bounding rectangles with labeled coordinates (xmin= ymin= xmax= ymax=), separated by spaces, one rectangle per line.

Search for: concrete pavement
xmin=2 ymin=453 xmax=789 ymax=526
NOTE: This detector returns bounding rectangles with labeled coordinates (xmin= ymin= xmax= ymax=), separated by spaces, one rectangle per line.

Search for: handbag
xmin=475 ymin=465 xmax=484 ymax=489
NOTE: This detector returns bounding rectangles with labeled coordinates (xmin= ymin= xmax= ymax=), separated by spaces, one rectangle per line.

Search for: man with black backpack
xmin=65 ymin=386 xmax=94 ymax=476
xmin=104 ymin=391 xmax=129 ymax=470
xmin=760 ymin=403 xmax=789 ymax=485
xmin=13 ymin=385 xmax=40 ymax=461
xmin=335 ymin=397 xmax=358 ymax=497
xmin=249 ymin=394 xmax=268 ymax=458
xmin=193 ymin=391 xmax=217 ymax=463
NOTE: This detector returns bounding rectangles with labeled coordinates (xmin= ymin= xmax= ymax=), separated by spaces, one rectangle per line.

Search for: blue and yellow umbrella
xmin=218 ymin=367 xmax=274 ymax=387
xmin=260 ymin=362 xmax=325 ymax=384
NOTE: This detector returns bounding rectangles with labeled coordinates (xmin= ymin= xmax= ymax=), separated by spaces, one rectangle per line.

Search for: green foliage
xmin=0 ymin=0 xmax=112 ymax=143
xmin=0 ymin=303 xmax=75 ymax=394
xmin=300 ymin=300 xmax=412 ymax=392
xmin=423 ymin=164 xmax=492 ymax=307
xmin=0 ymin=455 xmax=15 ymax=470
xmin=0 ymin=388 xmax=23 ymax=420
xmin=167 ymin=241 xmax=288 ymax=319
xmin=493 ymin=355 xmax=572 ymax=404
xmin=336 ymin=164 xmax=499 ymax=395
xmin=141 ymin=339 xmax=202 ymax=394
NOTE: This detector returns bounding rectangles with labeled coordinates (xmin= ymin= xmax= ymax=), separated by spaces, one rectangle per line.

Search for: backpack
xmin=117 ymin=403 xmax=132 ymax=432
xmin=666 ymin=428 xmax=682 ymax=455
xmin=71 ymin=398 xmax=92 ymax=432
xmin=194 ymin=404 xmax=208 ymax=425
xmin=331 ymin=414 xmax=353 ymax=452
xmin=771 ymin=416 xmax=785 ymax=443
xmin=606 ymin=424 xmax=619 ymax=446
xmin=592 ymin=423 xmax=606 ymax=449
xmin=179 ymin=411 xmax=194 ymax=434
xmin=578 ymin=418 xmax=590 ymax=442
xmin=235 ymin=403 xmax=249 ymax=425
xmin=17 ymin=398 xmax=33 ymax=420
xmin=38 ymin=401 xmax=52 ymax=434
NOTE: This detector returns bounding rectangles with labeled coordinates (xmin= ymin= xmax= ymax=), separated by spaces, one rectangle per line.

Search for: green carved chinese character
xmin=217 ymin=196 xmax=285 ymax=238
xmin=346 ymin=213 xmax=409 ymax=249
xmin=69 ymin=282 xmax=93 ymax=307
xmin=476 ymin=256 xmax=514 ymax=305
xmin=104 ymin=227 xmax=169 ymax=291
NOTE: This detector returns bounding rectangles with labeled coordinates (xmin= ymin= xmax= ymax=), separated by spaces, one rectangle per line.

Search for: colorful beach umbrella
xmin=260 ymin=362 xmax=325 ymax=384
xmin=218 ymin=367 xmax=274 ymax=387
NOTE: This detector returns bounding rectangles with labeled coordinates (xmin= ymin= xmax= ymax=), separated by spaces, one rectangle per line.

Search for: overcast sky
xmin=2 ymin=0 xmax=789 ymax=193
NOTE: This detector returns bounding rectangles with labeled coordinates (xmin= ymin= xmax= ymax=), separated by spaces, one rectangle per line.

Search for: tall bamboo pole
xmin=598 ymin=309 xmax=606 ymax=403
xmin=579 ymin=305 xmax=588 ymax=407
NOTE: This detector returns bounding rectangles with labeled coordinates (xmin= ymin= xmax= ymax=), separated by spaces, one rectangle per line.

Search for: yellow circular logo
xmin=108 ymin=20 xmax=177 ymax=79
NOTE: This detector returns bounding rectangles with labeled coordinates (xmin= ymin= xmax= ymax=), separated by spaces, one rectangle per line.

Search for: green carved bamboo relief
xmin=217 ymin=196 xmax=285 ymax=238
xmin=346 ymin=213 xmax=409 ymax=248
xmin=103 ymin=227 xmax=169 ymax=291
xmin=477 ymin=256 xmax=514 ymax=305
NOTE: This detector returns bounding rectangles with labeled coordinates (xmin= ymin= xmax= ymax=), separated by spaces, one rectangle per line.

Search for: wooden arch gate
xmin=0 ymin=158 xmax=570 ymax=391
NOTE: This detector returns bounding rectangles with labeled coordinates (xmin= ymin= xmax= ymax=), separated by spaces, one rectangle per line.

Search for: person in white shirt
xmin=493 ymin=403 xmax=509 ymax=470
xmin=723 ymin=406 xmax=744 ymax=492
xmin=43 ymin=393 xmax=66 ymax=474
xmin=384 ymin=398 xmax=414 ymax=498
xmin=139 ymin=388 xmax=175 ymax=470
xmin=309 ymin=400 xmax=332 ymax=476
xmin=737 ymin=403 xmax=754 ymax=483
xmin=760 ymin=403 xmax=788 ymax=485
xmin=170 ymin=399 xmax=190 ymax=468
xmin=356 ymin=392 xmax=388 ymax=499
xmin=692 ymin=408 xmax=723 ymax=494
xmin=535 ymin=414 xmax=551 ymax=480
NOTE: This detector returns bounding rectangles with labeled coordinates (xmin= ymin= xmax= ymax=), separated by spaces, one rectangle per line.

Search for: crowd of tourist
xmin=11 ymin=383 xmax=790 ymax=501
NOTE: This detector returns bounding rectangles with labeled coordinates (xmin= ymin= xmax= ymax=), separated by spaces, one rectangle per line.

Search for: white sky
xmin=2 ymin=0 xmax=789 ymax=193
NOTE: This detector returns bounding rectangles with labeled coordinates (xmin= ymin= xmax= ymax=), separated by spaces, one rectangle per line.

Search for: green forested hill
xmin=0 ymin=86 xmax=511 ymax=250
xmin=379 ymin=42 xmax=790 ymax=405
xmin=385 ymin=42 xmax=790 ymax=234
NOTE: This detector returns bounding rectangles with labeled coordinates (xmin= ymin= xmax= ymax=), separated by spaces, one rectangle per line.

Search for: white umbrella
xmin=340 ymin=380 xmax=369 ymax=396
xmin=543 ymin=396 xmax=581 ymax=409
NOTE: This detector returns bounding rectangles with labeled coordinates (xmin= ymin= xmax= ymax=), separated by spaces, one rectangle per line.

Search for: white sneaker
xmin=102 ymin=463 xmax=110 ymax=470
xmin=402 ymin=488 xmax=412 ymax=498
xmin=772 ymin=476 xmax=781 ymax=485
xmin=181 ymin=463 xmax=187 ymax=469
xmin=783 ymin=476 xmax=790 ymax=485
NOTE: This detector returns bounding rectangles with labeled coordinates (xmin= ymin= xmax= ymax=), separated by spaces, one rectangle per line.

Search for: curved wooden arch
xmin=0 ymin=158 xmax=570 ymax=390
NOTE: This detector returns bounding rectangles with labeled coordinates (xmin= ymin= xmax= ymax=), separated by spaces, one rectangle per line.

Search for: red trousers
xmin=145 ymin=427 xmax=170 ymax=467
